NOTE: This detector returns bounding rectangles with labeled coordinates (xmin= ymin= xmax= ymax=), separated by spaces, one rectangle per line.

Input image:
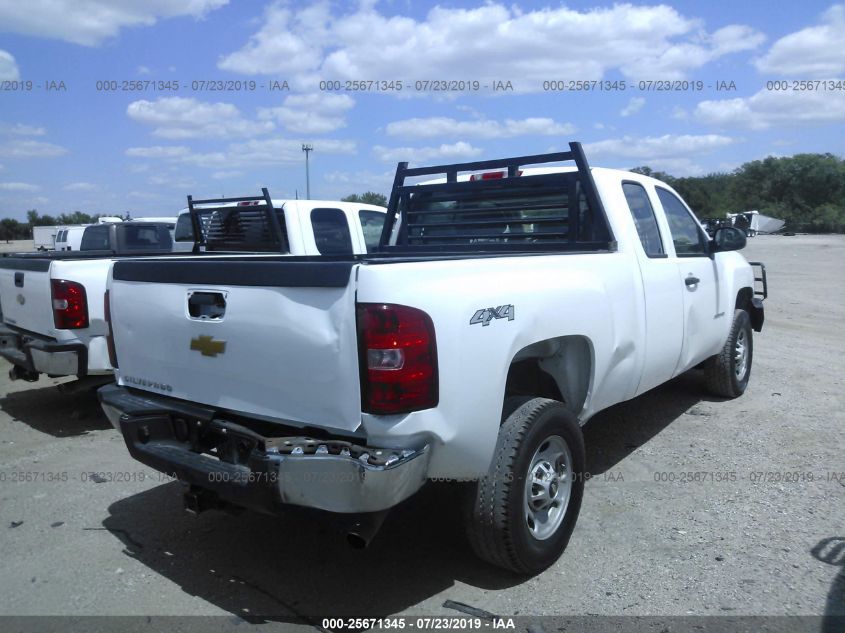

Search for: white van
xmin=54 ymin=225 xmax=89 ymax=251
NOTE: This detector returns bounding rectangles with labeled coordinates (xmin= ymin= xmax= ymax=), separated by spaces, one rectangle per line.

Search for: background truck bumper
xmin=98 ymin=384 xmax=430 ymax=514
xmin=0 ymin=324 xmax=86 ymax=379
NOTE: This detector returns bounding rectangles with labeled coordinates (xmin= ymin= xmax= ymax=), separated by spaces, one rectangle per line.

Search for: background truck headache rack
xmin=187 ymin=187 xmax=289 ymax=254
xmin=377 ymin=141 xmax=617 ymax=254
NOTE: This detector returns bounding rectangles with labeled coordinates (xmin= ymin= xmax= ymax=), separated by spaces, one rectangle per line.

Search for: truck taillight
xmin=357 ymin=303 xmax=438 ymax=415
xmin=51 ymin=279 xmax=88 ymax=329
xmin=104 ymin=290 xmax=118 ymax=368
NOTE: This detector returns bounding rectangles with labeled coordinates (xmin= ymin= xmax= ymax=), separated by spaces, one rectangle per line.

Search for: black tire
xmin=464 ymin=397 xmax=585 ymax=574
xmin=704 ymin=309 xmax=753 ymax=398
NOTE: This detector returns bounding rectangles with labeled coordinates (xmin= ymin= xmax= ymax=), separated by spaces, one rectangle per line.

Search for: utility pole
xmin=302 ymin=143 xmax=313 ymax=199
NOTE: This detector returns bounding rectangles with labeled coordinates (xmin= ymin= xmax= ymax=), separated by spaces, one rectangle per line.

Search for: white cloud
xmin=149 ymin=174 xmax=195 ymax=189
xmin=0 ymin=123 xmax=47 ymax=136
xmin=127 ymin=97 xmax=275 ymax=139
xmin=128 ymin=138 xmax=356 ymax=170
xmin=63 ymin=182 xmax=97 ymax=191
xmin=0 ymin=182 xmax=39 ymax=192
xmin=219 ymin=3 xmax=763 ymax=89
xmin=322 ymin=168 xmax=395 ymax=198
xmin=137 ymin=65 xmax=152 ymax=75
xmin=374 ymin=142 xmax=483 ymax=163
xmin=225 ymin=138 xmax=356 ymax=166
xmin=126 ymin=145 xmax=190 ymax=158
xmin=386 ymin=116 xmax=575 ymax=139
xmin=218 ymin=3 xmax=330 ymax=75
xmin=258 ymin=93 xmax=355 ymax=134
xmin=0 ymin=139 xmax=68 ymax=157
xmin=212 ymin=170 xmax=242 ymax=180
xmin=620 ymin=97 xmax=646 ymax=117
xmin=671 ymin=107 xmax=689 ymax=120
xmin=694 ymin=88 xmax=845 ymax=130
xmin=0 ymin=49 xmax=19 ymax=80
xmin=584 ymin=134 xmax=736 ymax=164
xmin=642 ymin=158 xmax=709 ymax=177
xmin=127 ymin=191 xmax=165 ymax=200
xmin=0 ymin=0 xmax=228 ymax=46
xmin=755 ymin=5 xmax=845 ymax=77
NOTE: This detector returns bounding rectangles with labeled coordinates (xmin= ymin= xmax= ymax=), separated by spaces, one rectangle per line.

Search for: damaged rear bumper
xmin=0 ymin=324 xmax=86 ymax=379
xmin=98 ymin=383 xmax=430 ymax=514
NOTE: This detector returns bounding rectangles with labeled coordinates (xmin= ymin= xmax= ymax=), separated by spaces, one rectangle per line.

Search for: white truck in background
xmin=32 ymin=226 xmax=60 ymax=251
xmin=100 ymin=144 xmax=768 ymax=574
xmin=0 ymin=191 xmax=385 ymax=385
xmin=171 ymin=196 xmax=386 ymax=254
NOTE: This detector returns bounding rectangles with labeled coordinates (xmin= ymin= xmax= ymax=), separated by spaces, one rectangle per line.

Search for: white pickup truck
xmin=98 ymin=144 xmax=766 ymax=574
xmin=0 ymin=193 xmax=385 ymax=384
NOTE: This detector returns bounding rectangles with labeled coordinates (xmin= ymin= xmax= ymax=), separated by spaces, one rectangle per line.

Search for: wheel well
xmin=735 ymin=286 xmax=753 ymax=312
xmin=505 ymin=335 xmax=592 ymax=417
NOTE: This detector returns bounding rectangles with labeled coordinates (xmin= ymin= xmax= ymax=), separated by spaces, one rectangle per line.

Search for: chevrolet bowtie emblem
xmin=190 ymin=335 xmax=226 ymax=357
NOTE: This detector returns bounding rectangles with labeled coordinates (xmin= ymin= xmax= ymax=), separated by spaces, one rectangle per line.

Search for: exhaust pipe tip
xmin=345 ymin=510 xmax=389 ymax=550
xmin=346 ymin=531 xmax=369 ymax=550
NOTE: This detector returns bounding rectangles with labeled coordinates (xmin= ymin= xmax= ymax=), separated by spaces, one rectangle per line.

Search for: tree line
xmin=631 ymin=152 xmax=845 ymax=232
xmin=0 ymin=210 xmax=116 ymax=242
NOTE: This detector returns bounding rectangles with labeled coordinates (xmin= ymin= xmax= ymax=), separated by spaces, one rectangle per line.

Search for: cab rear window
xmin=119 ymin=225 xmax=173 ymax=250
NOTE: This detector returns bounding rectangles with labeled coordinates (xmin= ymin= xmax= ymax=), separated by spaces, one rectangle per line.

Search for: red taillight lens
xmin=357 ymin=303 xmax=438 ymax=415
xmin=51 ymin=279 xmax=88 ymax=329
xmin=469 ymin=170 xmax=523 ymax=181
xmin=104 ymin=290 xmax=118 ymax=368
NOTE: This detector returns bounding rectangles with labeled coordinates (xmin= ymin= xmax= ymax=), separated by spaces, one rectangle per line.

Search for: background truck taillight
xmin=104 ymin=290 xmax=118 ymax=368
xmin=357 ymin=303 xmax=438 ymax=414
xmin=51 ymin=279 xmax=88 ymax=329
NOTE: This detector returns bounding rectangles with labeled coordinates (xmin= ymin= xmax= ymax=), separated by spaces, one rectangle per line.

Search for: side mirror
xmin=712 ymin=226 xmax=747 ymax=253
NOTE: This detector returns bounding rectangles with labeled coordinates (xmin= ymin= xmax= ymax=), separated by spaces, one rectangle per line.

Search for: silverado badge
xmin=190 ymin=335 xmax=226 ymax=357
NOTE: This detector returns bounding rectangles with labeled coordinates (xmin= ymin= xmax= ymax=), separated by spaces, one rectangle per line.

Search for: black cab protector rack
xmin=378 ymin=141 xmax=617 ymax=253
xmin=187 ymin=187 xmax=287 ymax=254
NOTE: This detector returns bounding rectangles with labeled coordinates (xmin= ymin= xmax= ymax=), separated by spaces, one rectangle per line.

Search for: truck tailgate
xmin=109 ymin=259 xmax=362 ymax=433
xmin=0 ymin=259 xmax=55 ymax=335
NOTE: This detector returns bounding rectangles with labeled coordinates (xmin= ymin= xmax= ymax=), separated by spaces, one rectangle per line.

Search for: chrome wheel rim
xmin=735 ymin=328 xmax=749 ymax=380
xmin=523 ymin=435 xmax=572 ymax=541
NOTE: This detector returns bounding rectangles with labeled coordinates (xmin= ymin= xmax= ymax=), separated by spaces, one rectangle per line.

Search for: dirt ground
xmin=0 ymin=235 xmax=842 ymax=628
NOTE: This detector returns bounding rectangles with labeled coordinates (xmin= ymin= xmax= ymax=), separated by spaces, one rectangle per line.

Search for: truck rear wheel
xmin=704 ymin=309 xmax=753 ymax=398
xmin=464 ymin=397 xmax=585 ymax=574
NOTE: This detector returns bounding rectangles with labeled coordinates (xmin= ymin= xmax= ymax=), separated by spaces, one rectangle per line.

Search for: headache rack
xmin=187 ymin=188 xmax=289 ymax=253
xmin=378 ymin=142 xmax=617 ymax=253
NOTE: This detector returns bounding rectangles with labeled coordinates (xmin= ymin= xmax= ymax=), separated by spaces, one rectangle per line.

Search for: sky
xmin=0 ymin=0 xmax=843 ymax=220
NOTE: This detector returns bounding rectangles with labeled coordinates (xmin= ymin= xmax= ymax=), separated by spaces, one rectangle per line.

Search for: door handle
xmin=685 ymin=275 xmax=700 ymax=287
xmin=14 ymin=272 xmax=24 ymax=287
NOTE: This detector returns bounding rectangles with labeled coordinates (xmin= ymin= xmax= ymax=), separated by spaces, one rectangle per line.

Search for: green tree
xmin=26 ymin=209 xmax=58 ymax=226
xmin=57 ymin=211 xmax=95 ymax=225
xmin=342 ymin=192 xmax=388 ymax=207
xmin=0 ymin=218 xmax=21 ymax=242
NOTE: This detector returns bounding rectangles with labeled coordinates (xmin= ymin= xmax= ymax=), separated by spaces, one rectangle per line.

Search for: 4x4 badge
xmin=190 ymin=335 xmax=226 ymax=357
xmin=470 ymin=305 xmax=515 ymax=326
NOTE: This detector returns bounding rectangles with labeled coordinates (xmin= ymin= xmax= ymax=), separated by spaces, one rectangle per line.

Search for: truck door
xmin=655 ymin=187 xmax=724 ymax=373
xmin=622 ymin=182 xmax=684 ymax=395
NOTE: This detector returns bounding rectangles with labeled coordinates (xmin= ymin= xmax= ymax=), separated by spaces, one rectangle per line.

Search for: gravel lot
xmin=0 ymin=235 xmax=842 ymax=627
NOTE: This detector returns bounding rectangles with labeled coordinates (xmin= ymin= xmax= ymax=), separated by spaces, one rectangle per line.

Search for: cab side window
xmin=656 ymin=188 xmax=707 ymax=256
xmin=622 ymin=182 xmax=664 ymax=257
xmin=311 ymin=208 xmax=353 ymax=255
xmin=359 ymin=210 xmax=385 ymax=252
